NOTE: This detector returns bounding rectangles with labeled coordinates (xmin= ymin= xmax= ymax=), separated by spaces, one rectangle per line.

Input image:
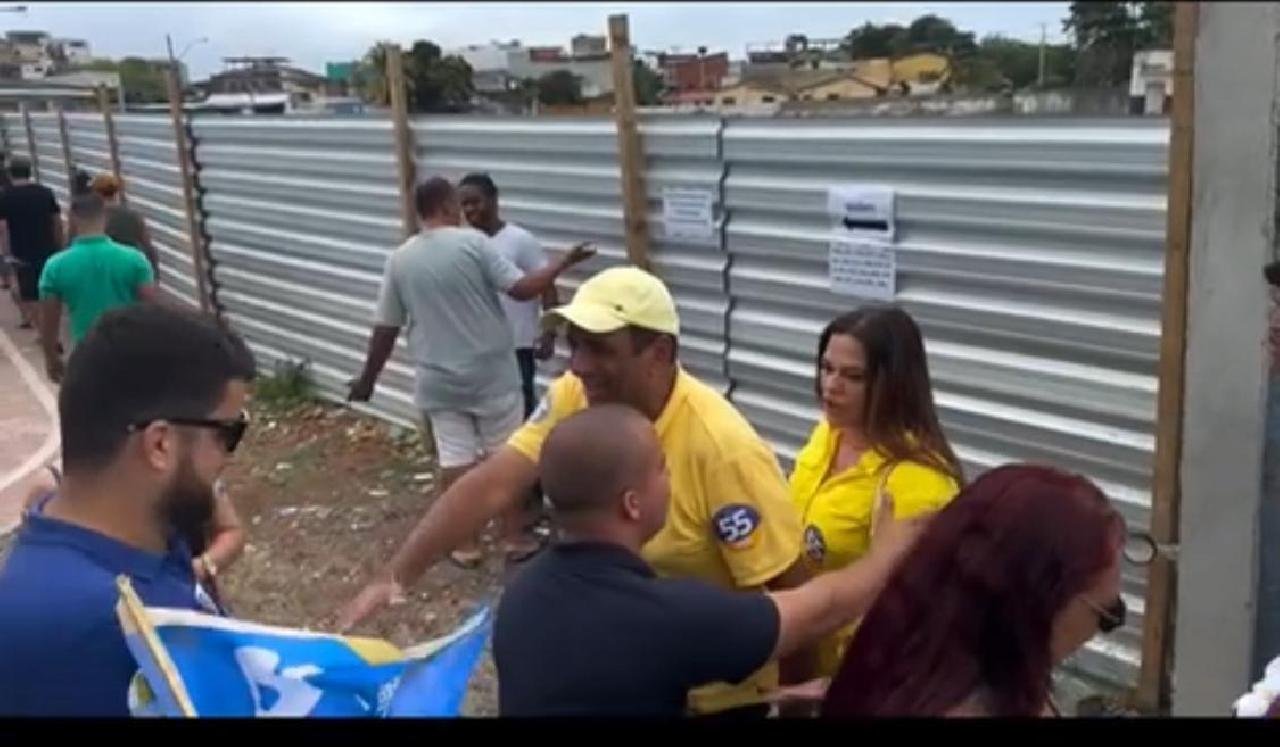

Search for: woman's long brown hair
xmin=815 ymin=305 xmax=963 ymax=484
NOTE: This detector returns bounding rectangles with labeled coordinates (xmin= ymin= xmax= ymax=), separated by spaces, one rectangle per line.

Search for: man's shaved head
xmin=541 ymin=404 xmax=659 ymax=520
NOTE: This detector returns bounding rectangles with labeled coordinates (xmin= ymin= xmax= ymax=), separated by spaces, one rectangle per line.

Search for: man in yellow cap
xmin=338 ymin=266 xmax=812 ymax=718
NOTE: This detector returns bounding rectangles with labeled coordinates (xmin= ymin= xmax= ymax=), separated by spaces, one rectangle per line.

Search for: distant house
xmin=717 ymin=67 xmax=885 ymax=107
xmin=570 ymin=34 xmax=608 ymax=58
xmin=453 ymin=36 xmax=615 ymax=99
xmin=194 ymin=57 xmax=334 ymax=100
xmin=0 ymin=31 xmax=94 ymax=80
xmin=735 ymin=52 xmax=950 ymax=96
xmin=890 ymin=53 xmax=950 ymax=89
xmin=657 ymin=51 xmax=730 ymax=93
xmin=473 ymin=69 xmax=520 ymax=95
xmin=1130 ymin=49 xmax=1172 ymax=115
xmin=185 ymin=57 xmax=343 ymax=115
xmin=695 ymin=52 xmax=950 ymax=113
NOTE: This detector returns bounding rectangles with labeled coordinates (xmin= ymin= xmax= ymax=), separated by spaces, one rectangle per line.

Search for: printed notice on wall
xmin=827 ymin=184 xmax=896 ymax=241
xmin=662 ymin=186 xmax=715 ymax=241
xmin=829 ymin=238 xmax=896 ymax=301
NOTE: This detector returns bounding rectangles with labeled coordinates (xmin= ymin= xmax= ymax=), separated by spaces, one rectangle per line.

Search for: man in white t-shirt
xmin=459 ymin=173 xmax=565 ymax=562
xmin=459 ymin=174 xmax=559 ymax=411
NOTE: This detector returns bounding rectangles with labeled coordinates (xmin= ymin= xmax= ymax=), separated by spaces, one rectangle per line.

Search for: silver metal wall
xmin=27 ymin=111 xmax=68 ymax=205
xmin=65 ymin=111 xmax=112 ymax=180
xmin=7 ymin=111 xmax=27 ymax=166
xmin=190 ymin=115 xmax=417 ymax=427
xmin=115 ymin=114 xmax=203 ymax=310
xmin=411 ymin=115 xmax=729 ymax=395
xmin=722 ymin=117 xmax=1169 ymax=689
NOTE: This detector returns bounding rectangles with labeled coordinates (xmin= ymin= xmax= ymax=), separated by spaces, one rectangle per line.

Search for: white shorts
xmin=424 ymin=392 xmax=524 ymax=470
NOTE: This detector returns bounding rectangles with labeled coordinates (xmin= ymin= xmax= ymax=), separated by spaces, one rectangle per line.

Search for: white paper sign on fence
xmin=829 ymin=238 xmax=896 ymax=301
xmin=662 ymin=186 xmax=715 ymax=240
xmin=827 ymin=185 xmax=895 ymax=241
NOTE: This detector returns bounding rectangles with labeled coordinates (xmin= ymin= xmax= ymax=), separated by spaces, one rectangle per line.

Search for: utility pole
xmin=1037 ymin=22 xmax=1047 ymax=88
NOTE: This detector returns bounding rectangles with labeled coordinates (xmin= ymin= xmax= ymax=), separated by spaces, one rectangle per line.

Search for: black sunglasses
xmin=127 ymin=410 xmax=250 ymax=453
xmin=1083 ymin=595 xmax=1127 ymax=634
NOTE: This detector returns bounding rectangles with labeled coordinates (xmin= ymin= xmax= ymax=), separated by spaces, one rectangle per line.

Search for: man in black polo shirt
xmin=0 ymin=157 xmax=62 ymax=334
xmin=493 ymin=404 xmax=923 ymax=717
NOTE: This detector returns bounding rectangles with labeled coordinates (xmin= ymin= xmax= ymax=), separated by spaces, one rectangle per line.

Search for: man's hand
xmin=45 ymin=355 xmax=64 ymax=384
xmin=768 ymin=677 xmax=830 ymax=717
xmin=193 ymin=557 xmax=213 ymax=583
xmin=336 ymin=576 xmax=406 ymax=633
xmin=347 ymin=375 xmax=375 ymax=403
xmin=868 ymin=492 xmax=930 ymax=566
xmin=561 ymin=242 xmax=596 ymax=268
xmin=534 ymin=332 xmax=556 ymax=361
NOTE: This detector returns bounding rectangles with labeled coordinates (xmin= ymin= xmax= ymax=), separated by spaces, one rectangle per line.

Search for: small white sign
xmin=829 ymin=239 xmax=896 ymax=301
xmin=662 ymin=186 xmax=715 ymax=240
xmin=827 ymin=184 xmax=896 ymax=241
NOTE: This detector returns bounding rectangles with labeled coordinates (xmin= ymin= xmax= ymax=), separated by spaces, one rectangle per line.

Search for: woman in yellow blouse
xmin=790 ymin=305 xmax=963 ymax=677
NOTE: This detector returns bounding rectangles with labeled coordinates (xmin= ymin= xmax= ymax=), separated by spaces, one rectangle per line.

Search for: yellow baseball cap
xmin=543 ymin=266 xmax=681 ymax=337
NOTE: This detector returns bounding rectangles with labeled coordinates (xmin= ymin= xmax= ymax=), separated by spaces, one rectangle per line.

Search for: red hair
xmin=821 ymin=464 xmax=1124 ymax=717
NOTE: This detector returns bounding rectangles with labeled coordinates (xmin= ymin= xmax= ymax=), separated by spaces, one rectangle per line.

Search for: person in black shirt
xmin=0 ymin=151 xmax=15 ymax=321
xmin=0 ymin=157 xmax=62 ymax=335
xmin=493 ymin=404 xmax=924 ymax=717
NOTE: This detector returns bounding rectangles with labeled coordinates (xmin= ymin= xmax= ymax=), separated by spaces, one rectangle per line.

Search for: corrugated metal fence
xmin=413 ymin=116 xmax=729 ymax=394
xmin=4 ymin=108 xmax=1169 ymax=694
xmin=27 ymin=111 xmax=68 ymax=205
xmin=116 ymin=114 xmax=202 ymax=310
xmin=191 ymin=116 xmax=415 ymax=426
xmin=722 ymin=117 xmax=1168 ymax=688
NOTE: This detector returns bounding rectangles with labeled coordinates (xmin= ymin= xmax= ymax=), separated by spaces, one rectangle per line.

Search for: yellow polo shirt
xmin=508 ymin=367 xmax=803 ymax=715
xmin=789 ymin=418 xmax=960 ymax=675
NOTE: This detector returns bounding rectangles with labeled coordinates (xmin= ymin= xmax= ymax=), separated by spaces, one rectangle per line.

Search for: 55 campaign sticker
xmin=713 ymin=504 xmax=761 ymax=550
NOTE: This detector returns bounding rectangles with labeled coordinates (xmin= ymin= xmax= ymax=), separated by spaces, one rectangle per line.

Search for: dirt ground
xmin=215 ymin=398 xmax=510 ymax=716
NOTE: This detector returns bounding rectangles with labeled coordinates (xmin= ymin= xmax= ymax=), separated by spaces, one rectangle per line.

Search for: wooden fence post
xmin=607 ymin=14 xmax=651 ymax=270
xmin=97 ymin=85 xmax=125 ymax=201
xmin=20 ymin=102 xmax=38 ymax=181
xmin=385 ymin=44 xmax=417 ymax=241
xmin=56 ymin=102 xmax=75 ymax=190
xmin=166 ymin=63 xmax=210 ymax=313
xmin=1138 ymin=0 xmax=1197 ymax=715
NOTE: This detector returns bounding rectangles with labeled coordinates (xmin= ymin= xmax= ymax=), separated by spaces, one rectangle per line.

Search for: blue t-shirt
xmin=0 ymin=497 xmax=222 ymax=716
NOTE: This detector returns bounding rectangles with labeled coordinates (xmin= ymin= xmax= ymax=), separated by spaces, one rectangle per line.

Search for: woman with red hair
xmin=821 ymin=464 xmax=1126 ymax=718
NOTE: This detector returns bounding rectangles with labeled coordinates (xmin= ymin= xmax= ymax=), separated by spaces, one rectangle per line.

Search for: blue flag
xmin=116 ymin=576 xmax=491 ymax=717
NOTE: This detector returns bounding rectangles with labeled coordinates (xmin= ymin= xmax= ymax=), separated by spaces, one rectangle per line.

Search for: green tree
xmin=536 ymin=70 xmax=582 ymax=105
xmin=843 ymin=22 xmax=909 ymax=59
xmin=632 ymin=58 xmax=664 ymax=105
xmin=976 ymin=35 xmax=1076 ymax=90
xmin=905 ymin=14 xmax=976 ymax=57
xmin=1063 ymin=1 xmax=1173 ymax=86
xmin=355 ymin=45 xmax=389 ymax=105
xmin=73 ymin=57 xmax=168 ymax=103
xmin=404 ymin=40 xmax=474 ymax=112
xmin=354 ymin=40 xmax=474 ymax=112
xmin=950 ymin=54 xmax=1007 ymax=92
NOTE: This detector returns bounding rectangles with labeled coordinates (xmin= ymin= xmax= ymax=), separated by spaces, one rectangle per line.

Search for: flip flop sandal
xmin=448 ymin=550 xmax=484 ymax=570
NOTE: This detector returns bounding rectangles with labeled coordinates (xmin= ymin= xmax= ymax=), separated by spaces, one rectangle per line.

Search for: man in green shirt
xmin=39 ymin=192 xmax=157 ymax=382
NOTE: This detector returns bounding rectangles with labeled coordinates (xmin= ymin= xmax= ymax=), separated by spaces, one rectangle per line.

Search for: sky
xmin=8 ymin=2 xmax=1072 ymax=79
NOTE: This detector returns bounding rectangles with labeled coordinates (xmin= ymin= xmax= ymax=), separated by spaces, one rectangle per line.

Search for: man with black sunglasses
xmin=0 ymin=304 xmax=256 ymax=716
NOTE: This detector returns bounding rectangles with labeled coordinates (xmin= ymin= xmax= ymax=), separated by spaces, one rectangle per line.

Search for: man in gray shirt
xmin=349 ymin=177 xmax=593 ymax=568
